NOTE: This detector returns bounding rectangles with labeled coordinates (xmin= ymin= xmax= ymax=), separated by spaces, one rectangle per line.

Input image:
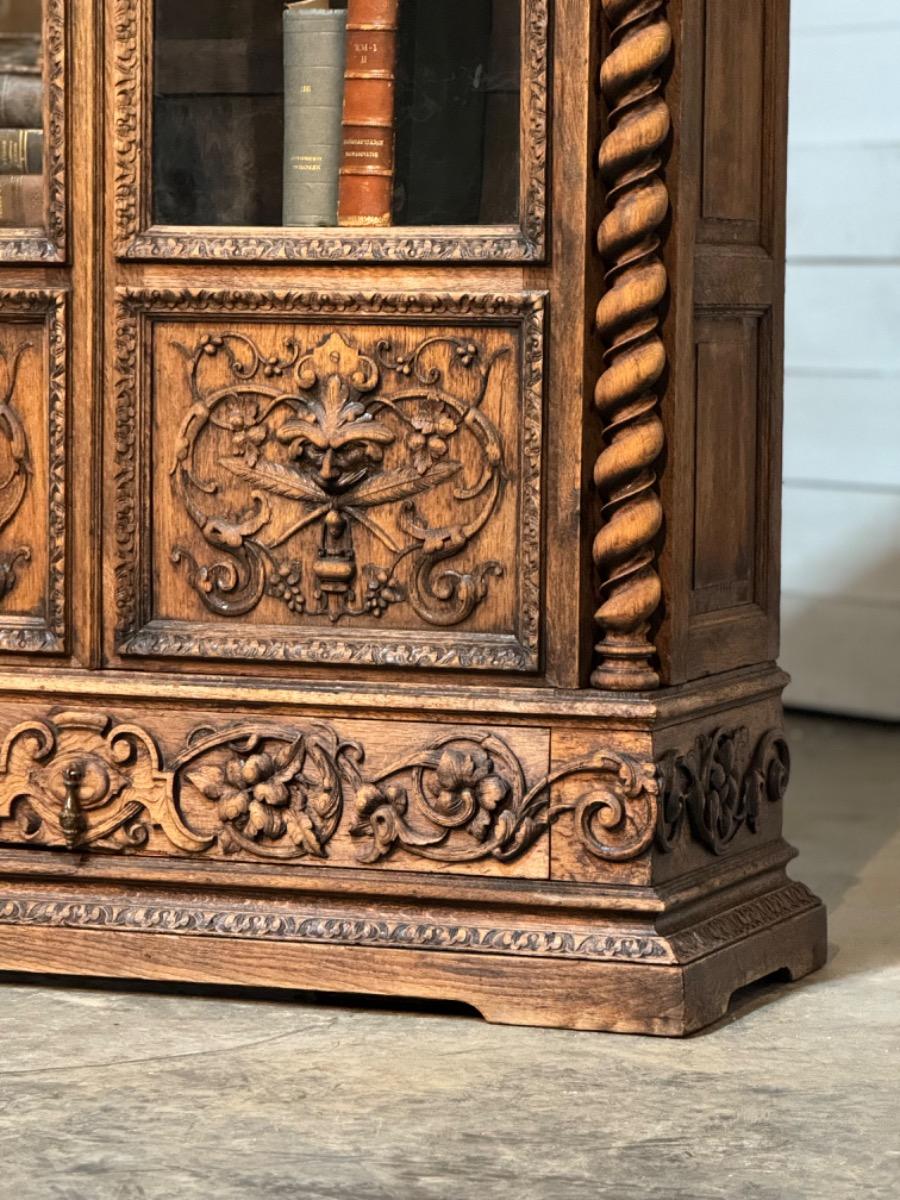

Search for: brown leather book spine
xmin=337 ymin=0 xmax=399 ymax=228
xmin=0 ymin=173 xmax=42 ymax=226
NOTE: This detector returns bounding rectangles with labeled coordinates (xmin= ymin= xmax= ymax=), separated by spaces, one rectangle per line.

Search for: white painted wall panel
xmin=789 ymin=32 xmax=900 ymax=145
xmin=785 ymin=265 xmax=900 ymax=373
xmin=782 ymin=486 xmax=900 ymax=604
xmin=782 ymin=6 xmax=900 ymax=719
xmin=784 ymin=374 xmax=900 ymax=490
xmin=787 ymin=145 xmax=900 ymax=259
xmin=782 ymin=595 xmax=900 ymax=720
xmin=791 ymin=0 xmax=900 ymax=32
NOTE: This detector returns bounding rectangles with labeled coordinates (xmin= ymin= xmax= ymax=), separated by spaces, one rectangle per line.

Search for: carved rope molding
xmin=591 ymin=0 xmax=672 ymax=690
xmin=0 ymin=710 xmax=658 ymax=866
xmin=0 ymin=882 xmax=820 ymax=965
xmin=112 ymin=0 xmax=548 ymax=263
xmin=0 ymin=290 xmax=67 ymax=653
xmin=113 ymin=289 xmax=544 ymax=672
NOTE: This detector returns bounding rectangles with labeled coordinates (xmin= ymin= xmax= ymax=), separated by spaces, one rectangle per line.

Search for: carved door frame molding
xmin=109 ymin=0 xmax=549 ymax=263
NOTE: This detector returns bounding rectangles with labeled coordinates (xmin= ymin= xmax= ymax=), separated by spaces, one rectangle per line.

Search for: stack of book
xmin=0 ymin=0 xmax=43 ymax=230
xmin=284 ymin=0 xmax=401 ymax=229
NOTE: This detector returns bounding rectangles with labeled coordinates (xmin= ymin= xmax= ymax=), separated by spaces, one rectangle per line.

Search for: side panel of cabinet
xmin=660 ymin=0 xmax=788 ymax=682
xmin=105 ymin=289 xmax=545 ymax=675
xmin=0 ymin=290 xmax=67 ymax=656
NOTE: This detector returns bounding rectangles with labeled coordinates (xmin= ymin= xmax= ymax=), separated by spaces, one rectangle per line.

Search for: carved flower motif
xmin=407 ymin=403 xmax=457 ymax=475
xmin=218 ymin=399 xmax=267 ymax=466
xmin=425 ymin=747 xmax=510 ymax=841
xmin=350 ymin=782 xmax=410 ymax=862
xmin=455 ymin=341 xmax=478 ymax=368
xmin=187 ymin=743 xmax=333 ymax=856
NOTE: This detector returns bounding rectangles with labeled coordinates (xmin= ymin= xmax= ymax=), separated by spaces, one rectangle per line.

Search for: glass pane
xmin=0 ymin=0 xmax=45 ymax=232
xmin=152 ymin=0 xmax=521 ymax=229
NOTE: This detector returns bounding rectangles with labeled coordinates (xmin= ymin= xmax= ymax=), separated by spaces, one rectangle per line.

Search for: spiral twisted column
xmin=591 ymin=0 xmax=672 ymax=691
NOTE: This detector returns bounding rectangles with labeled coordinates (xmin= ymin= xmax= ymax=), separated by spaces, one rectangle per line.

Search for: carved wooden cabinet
xmin=0 ymin=0 xmax=825 ymax=1034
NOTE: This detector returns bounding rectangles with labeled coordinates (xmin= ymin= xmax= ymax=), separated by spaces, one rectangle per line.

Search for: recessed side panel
xmin=0 ymin=290 xmax=67 ymax=655
xmin=108 ymin=289 xmax=544 ymax=674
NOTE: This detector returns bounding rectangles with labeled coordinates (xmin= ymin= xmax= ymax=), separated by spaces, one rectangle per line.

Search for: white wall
xmin=783 ymin=0 xmax=900 ymax=719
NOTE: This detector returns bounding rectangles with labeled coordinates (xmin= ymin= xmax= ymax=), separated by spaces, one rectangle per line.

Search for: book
xmin=0 ymin=125 xmax=40 ymax=172
xmin=0 ymin=172 xmax=41 ymax=226
xmin=338 ymin=0 xmax=400 ymax=228
xmin=282 ymin=1 xmax=347 ymax=227
xmin=0 ymin=71 xmax=40 ymax=126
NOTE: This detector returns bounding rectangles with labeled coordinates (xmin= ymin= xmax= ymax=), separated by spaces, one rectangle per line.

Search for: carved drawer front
xmin=0 ymin=291 xmax=67 ymax=654
xmin=0 ymin=706 xmax=551 ymax=879
xmin=111 ymin=290 xmax=545 ymax=672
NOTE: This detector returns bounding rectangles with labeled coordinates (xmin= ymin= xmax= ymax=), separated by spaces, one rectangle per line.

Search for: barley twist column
xmin=591 ymin=0 xmax=672 ymax=690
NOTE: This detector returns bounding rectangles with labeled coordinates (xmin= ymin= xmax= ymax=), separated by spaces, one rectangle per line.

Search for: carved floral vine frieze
xmin=0 ymin=711 xmax=660 ymax=867
xmin=656 ymin=727 xmax=791 ymax=855
xmin=170 ymin=329 xmax=507 ymax=630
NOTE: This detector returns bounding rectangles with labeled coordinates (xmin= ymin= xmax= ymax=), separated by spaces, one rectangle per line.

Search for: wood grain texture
xmin=0 ymin=0 xmax=825 ymax=1035
xmin=591 ymin=0 xmax=671 ymax=691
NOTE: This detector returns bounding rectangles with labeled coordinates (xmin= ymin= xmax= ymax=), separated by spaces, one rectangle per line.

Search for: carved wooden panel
xmin=110 ymin=0 xmax=548 ymax=262
xmin=110 ymin=289 xmax=544 ymax=672
xmin=0 ymin=0 xmax=67 ymax=263
xmin=0 ymin=706 xmax=556 ymax=878
xmin=0 ymin=291 xmax=67 ymax=653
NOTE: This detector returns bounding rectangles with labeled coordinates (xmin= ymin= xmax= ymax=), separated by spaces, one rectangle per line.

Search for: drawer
xmin=0 ymin=704 xmax=551 ymax=880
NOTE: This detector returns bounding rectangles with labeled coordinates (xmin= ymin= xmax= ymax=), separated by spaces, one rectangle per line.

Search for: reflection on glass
xmin=153 ymin=0 xmax=521 ymax=230
xmin=0 ymin=0 xmax=44 ymax=231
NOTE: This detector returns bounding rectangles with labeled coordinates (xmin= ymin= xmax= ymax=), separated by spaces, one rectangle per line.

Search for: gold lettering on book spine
xmin=591 ymin=0 xmax=672 ymax=691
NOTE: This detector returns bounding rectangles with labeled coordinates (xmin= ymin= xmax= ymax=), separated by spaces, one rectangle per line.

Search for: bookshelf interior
xmin=152 ymin=0 xmax=521 ymax=230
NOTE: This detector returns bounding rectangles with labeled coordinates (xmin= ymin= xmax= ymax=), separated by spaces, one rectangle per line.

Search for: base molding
xmin=0 ymin=871 xmax=826 ymax=1035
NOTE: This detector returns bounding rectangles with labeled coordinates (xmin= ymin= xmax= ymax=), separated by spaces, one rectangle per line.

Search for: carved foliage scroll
xmin=656 ymin=727 xmax=790 ymax=854
xmin=0 ymin=290 xmax=67 ymax=653
xmin=591 ymin=0 xmax=672 ymax=690
xmin=0 ymin=710 xmax=658 ymax=869
xmin=112 ymin=0 xmax=548 ymax=263
xmin=113 ymin=289 xmax=544 ymax=672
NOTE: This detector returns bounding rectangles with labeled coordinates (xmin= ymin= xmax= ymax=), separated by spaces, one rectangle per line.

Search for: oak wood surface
xmin=0 ymin=0 xmax=825 ymax=1036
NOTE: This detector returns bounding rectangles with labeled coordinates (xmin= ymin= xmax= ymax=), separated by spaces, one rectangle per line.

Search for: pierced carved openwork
xmin=112 ymin=289 xmax=544 ymax=672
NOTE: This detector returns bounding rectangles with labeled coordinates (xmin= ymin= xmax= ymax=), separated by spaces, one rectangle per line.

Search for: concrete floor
xmin=0 ymin=713 xmax=897 ymax=1200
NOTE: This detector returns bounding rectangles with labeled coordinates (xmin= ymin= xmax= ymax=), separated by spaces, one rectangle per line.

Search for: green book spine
xmin=0 ymin=126 xmax=41 ymax=173
xmin=283 ymin=6 xmax=347 ymax=227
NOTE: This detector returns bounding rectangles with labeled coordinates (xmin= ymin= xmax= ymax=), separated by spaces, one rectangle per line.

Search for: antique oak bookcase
xmin=0 ymin=0 xmax=825 ymax=1034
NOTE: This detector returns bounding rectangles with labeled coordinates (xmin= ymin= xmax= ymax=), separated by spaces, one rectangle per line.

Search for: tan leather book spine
xmin=337 ymin=0 xmax=399 ymax=228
